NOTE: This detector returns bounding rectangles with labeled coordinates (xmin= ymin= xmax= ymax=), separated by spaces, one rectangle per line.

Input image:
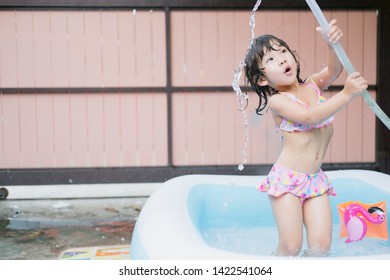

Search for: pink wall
xmin=0 ymin=10 xmax=377 ymax=168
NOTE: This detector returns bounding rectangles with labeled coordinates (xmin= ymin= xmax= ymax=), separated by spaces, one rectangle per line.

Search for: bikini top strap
xmin=304 ymin=82 xmax=322 ymax=97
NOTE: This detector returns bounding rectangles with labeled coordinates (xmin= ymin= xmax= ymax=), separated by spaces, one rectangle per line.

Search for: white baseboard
xmin=5 ymin=183 xmax=161 ymax=199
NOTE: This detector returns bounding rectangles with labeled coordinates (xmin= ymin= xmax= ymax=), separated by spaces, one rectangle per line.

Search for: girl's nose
xmin=279 ymin=58 xmax=287 ymax=65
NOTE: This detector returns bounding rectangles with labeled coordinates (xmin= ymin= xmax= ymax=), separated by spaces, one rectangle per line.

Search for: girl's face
xmin=259 ymin=42 xmax=298 ymax=90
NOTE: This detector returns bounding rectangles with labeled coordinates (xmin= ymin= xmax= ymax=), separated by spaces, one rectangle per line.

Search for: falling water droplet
xmin=133 ymin=9 xmax=136 ymax=16
xmin=232 ymin=0 xmax=262 ymax=172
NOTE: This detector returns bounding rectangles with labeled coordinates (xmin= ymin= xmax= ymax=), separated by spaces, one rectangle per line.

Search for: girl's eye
xmin=281 ymin=49 xmax=287 ymax=53
xmin=266 ymin=57 xmax=273 ymax=63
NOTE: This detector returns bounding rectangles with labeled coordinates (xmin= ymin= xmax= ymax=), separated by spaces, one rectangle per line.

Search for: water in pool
xmin=202 ymin=225 xmax=390 ymax=257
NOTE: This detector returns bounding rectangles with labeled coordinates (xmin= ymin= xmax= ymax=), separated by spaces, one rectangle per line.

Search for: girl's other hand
xmin=316 ymin=19 xmax=343 ymax=44
xmin=342 ymin=72 xmax=368 ymax=96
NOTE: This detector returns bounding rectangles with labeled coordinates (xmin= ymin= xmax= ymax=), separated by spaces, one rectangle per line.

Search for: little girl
xmin=244 ymin=19 xmax=368 ymax=256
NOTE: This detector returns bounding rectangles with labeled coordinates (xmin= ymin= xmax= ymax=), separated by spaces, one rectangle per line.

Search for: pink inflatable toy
xmin=344 ymin=204 xmax=386 ymax=243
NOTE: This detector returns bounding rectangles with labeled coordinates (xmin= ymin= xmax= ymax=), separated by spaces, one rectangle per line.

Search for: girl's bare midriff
xmin=276 ymin=124 xmax=333 ymax=174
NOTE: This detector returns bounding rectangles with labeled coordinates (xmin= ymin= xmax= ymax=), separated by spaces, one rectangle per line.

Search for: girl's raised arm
xmin=269 ymin=72 xmax=367 ymax=125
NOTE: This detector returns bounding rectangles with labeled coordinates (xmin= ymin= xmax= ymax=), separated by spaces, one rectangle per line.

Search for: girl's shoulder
xmin=268 ymin=92 xmax=296 ymax=112
xmin=269 ymin=92 xmax=295 ymax=103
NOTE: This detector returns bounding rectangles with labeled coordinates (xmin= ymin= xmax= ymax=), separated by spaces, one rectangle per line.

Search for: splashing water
xmin=232 ymin=0 xmax=262 ymax=171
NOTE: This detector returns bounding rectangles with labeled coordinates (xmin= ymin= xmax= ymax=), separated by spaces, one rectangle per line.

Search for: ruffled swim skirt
xmin=259 ymin=164 xmax=336 ymax=204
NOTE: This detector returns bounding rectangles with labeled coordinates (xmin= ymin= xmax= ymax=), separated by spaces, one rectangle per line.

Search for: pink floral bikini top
xmin=277 ymin=83 xmax=335 ymax=132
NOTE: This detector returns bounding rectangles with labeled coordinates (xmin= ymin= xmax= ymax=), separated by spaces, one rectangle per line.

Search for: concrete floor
xmin=0 ymin=197 xmax=148 ymax=259
xmin=0 ymin=183 xmax=158 ymax=259
xmin=0 ymin=196 xmax=147 ymax=227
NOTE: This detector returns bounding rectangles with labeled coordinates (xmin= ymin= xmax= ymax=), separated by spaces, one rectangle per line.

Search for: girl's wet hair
xmin=244 ymin=35 xmax=305 ymax=115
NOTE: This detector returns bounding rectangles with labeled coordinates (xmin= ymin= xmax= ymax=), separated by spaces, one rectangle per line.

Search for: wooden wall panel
xmin=52 ymin=94 xmax=72 ymax=167
xmin=171 ymin=12 xmax=202 ymax=86
xmin=362 ymin=91 xmax=376 ymax=162
xmin=33 ymin=12 xmax=52 ymax=88
xmin=15 ymin=12 xmax=35 ymax=88
xmin=0 ymin=92 xmax=168 ymax=168
xmin=298 ymin=11 xmax=317 ymax=80
xmin=50 ymin=12 xmax=69 ymax=88
xmin=69 ymin=94 xmax=88 ymax=167
xmin=172 ymin=92 xmax=282 ymax=165
xmin=217 ymin=12 xmax=236 ymax=87
xmin=347 ymin=12 xmax=364 ymax=79
xmin=1 ymin=95 xmax=21 ymax=167
xmin=0 ymin=10 xmax=378 ymax=169
xmin=170 ymin=10 xmax=376 ymax=86
xmin=0 ymin=10 xmax=166 ymax=88
xmin=18 ymin=95 xmax=37 ymax=166
xmin=103 ymin=94 xmax=121 ymax=166
xmin=363 ymin=12 xmax=377 ymax=84
xmin=0 ymin=12 xmax=18 ymax=87
xmin=35 ymin=94 xmax=55 ymax=167
xmin=219 ymin=92 xmax=238 ymax=164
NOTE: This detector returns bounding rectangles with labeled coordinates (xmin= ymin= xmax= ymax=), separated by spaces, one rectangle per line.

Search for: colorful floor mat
xmin=59 ymin=245 xmax=131 ymax=260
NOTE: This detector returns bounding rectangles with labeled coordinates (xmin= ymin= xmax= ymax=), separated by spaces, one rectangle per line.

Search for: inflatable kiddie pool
xmin=130 ymin=170 xmax=390 ymax=259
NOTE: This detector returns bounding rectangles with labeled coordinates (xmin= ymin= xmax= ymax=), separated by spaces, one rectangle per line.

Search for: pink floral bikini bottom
xmin=259 ymin=164 xmax=336 ymax=204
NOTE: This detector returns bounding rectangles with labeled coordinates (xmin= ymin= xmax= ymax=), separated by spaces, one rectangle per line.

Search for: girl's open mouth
xmin=284 ymin=66 xmax=292 ymax=74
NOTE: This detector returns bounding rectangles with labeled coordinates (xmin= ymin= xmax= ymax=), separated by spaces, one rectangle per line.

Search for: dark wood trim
xmin=0 ymin=87 xmax=167 ymax=94
xmin=0 ymin=0 xmax=380 ymax=10
xmin=0 ymin=162 xmax=379 ymax=185
xmin=0 ymin=85 xmax=378 ymax=95
xmin=165 ymin=6 xmax=174 ymax=167
xmin=377 ymin=0 xmax=390 ymax=174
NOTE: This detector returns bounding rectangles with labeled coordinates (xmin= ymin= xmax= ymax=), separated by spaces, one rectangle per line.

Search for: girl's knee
xmin=307 ymin=234 xmax=332 ymax=256
xmin=277 ymin=240 xmax=302 ymax=256
xmin=303 ymin=246 xmax=330 ymax=257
